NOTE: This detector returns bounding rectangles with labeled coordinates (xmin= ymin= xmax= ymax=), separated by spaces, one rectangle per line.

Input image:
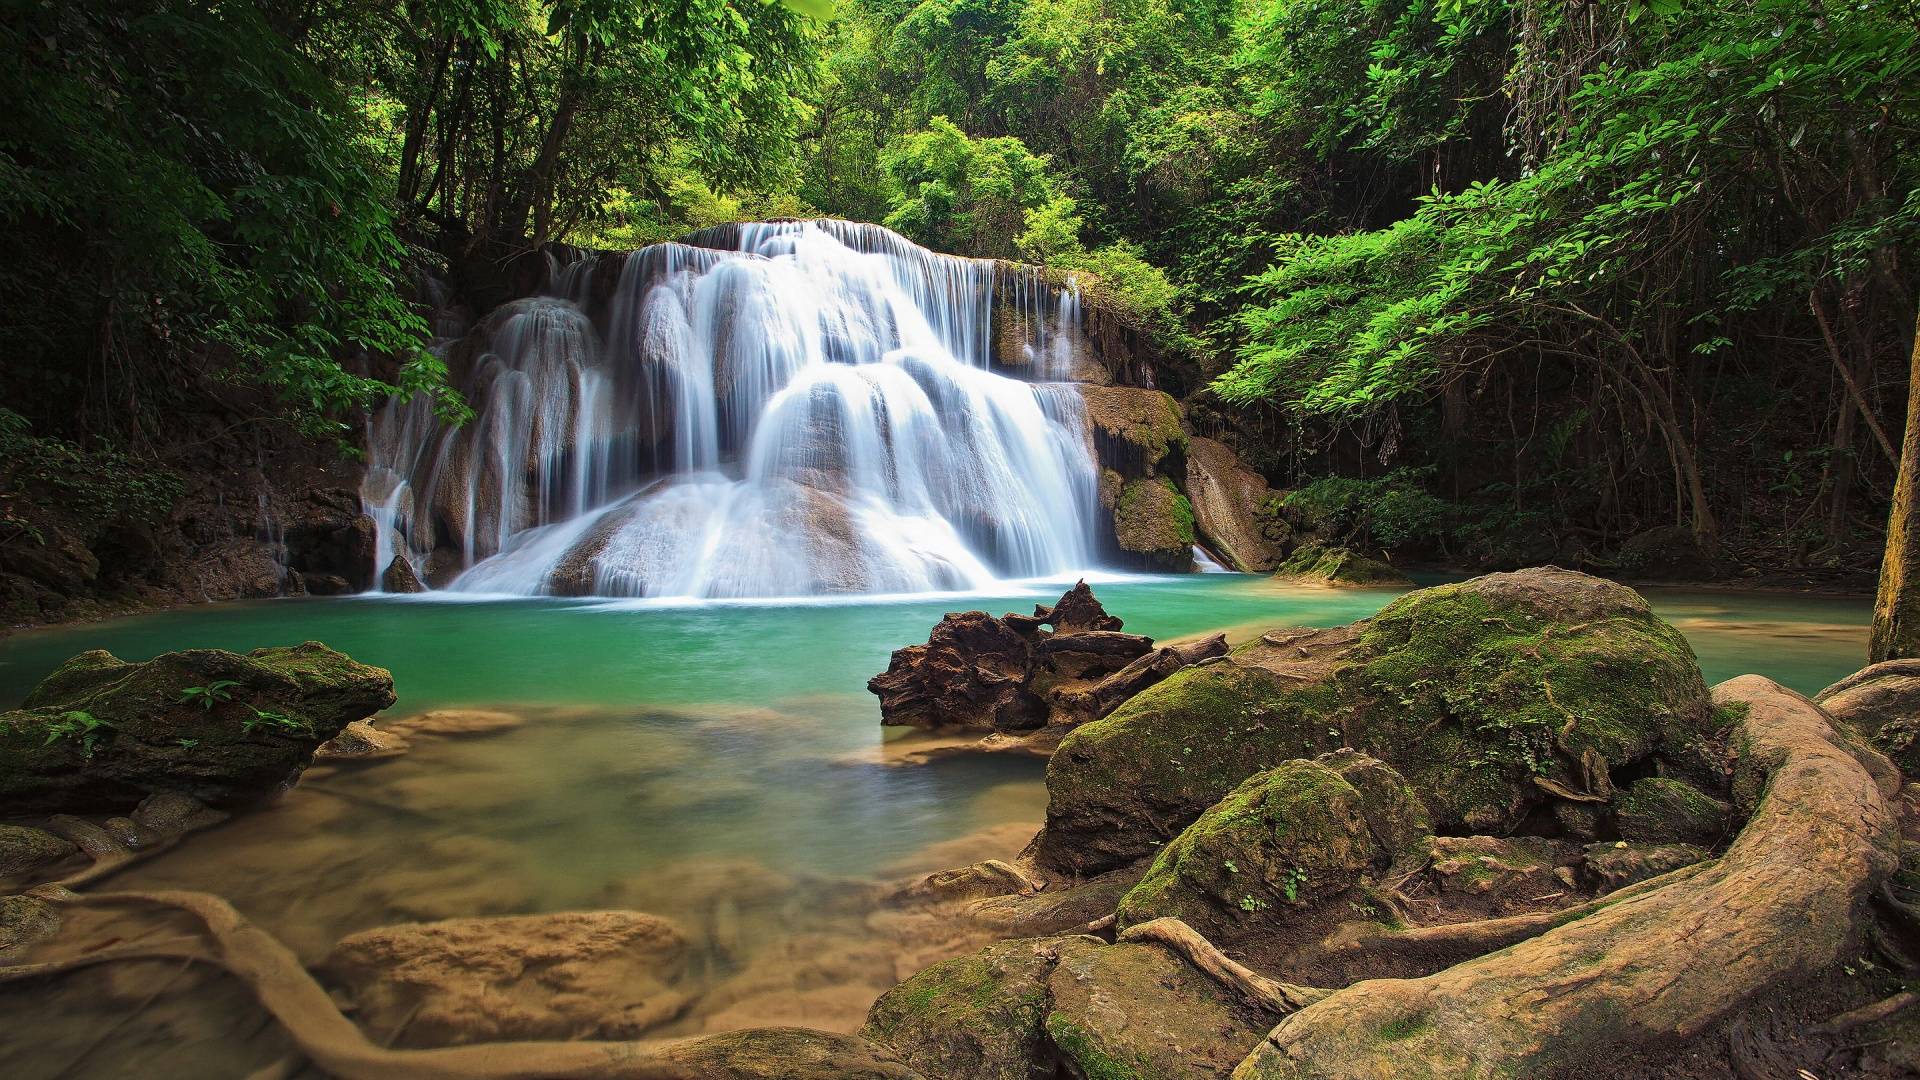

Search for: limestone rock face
xmin=1035 ymin=568 xmax=1716 ymax=874
xmin=1077 ymin=385 xmax=1186 ymax=477
xmin=1184 ymin=436 xmax=1280 ymax=572
xmin=0 ymin=642 xmax=395 ymax=812
xmin=320 ymin=910 xmax=691 ymax=1046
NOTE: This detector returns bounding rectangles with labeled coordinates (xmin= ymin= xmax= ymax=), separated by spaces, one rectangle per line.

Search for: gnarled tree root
xmin=7 ymin=886 xmax=712 ymax=1080
xmin=1233 ymin=675 xmax=1900 ymax=1079
xmin=1117 ymin=917 xmax=1329 ymax=1015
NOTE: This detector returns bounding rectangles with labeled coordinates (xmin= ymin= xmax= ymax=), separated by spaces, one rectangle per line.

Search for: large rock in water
xmin=869 ymin=582 xmax=1179 ymax=734
xmin=1184 ymin=436 xmax=1280 ymax=572
xmin=1273 ymin=543 xmax=1410 ymax=586
xmin=1108 ymin=476 xmax=1196 ymax=571
xmin=0 ymin=642 xmax=394 ymax=812
xmin=1035 ymin=568 xmax=1715 ymax=874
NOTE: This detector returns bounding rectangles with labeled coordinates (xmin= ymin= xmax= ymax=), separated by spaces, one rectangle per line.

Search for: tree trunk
xmin=1871 ymin=306 xmax=1920 ymax=661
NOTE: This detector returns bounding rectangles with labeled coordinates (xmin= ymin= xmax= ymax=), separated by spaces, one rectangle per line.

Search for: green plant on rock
xmin=243 ymin=706 xmax=307 ymax=736
xmin=42 ymin=710 xmax=111 ymax=758
xmin=177 ymin=680 xmax=240 ymax=710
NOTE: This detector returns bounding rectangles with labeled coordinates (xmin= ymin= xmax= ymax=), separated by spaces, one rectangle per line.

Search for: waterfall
xmin=364 ymin=220 xmax=1105 ymax=599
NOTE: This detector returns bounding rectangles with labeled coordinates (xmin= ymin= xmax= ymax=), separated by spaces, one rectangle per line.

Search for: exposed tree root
xmin=1811 ymin=989 xmax=1919 ymax=1035
xmin=7 ymin=887 xmax=708 ymax=1079
xmin=1234 ymin=676 xmax=1900 ymax=1079
xmin=1117 ymin=917 xmax=1329 ymax=1015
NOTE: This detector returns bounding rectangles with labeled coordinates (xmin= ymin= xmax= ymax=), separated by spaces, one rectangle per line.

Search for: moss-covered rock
xmin=1274 ymin=543 xmax=1410 ymax=586
xmin=1034 ymin=569 xmax=1715 ymax=874
xmin=656 ymin=1027 xmax=925 ymax=1080
xmin=1078 ymin=386 xmax=1186 ymax=478
xmin=1613 ymin=777 xmax=1730 ymax=845
xmin=1044 ymin=940 xmax=1275 ymax=1080
xmin=1425 ymin=835 xmax=1571 ymax=898
xmin=864 ymin=936 xmax=1101 ymax=1080
xmin=1111 ymin=477 xmax=1196 ymax=571
xmin=1580 ymin=840 xmax=1707 ymax=893
xmin=1113 ymin=758 xmax=1391 ymax=934
xmin=0 ymin=642 xmax=395 ymax=812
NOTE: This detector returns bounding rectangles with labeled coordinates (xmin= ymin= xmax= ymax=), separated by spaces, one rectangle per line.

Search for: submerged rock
xmin=1273 ymin=543 xmax=1410 ymax=586
xmin=0 ymin=642 xmax=395 ymax=812
xmin=320 ymin=910 xmax=691 ymax=1046
xmin=0 ymin=895 xmax=61 ymax=959
xmin=314 ymin=718 xmax=413 ymax=761
xmin=1035 ymin=568 xmax=1716 ymax=874
xmin=1184 ymin=436 xmax=1281 ymax=572
xmin=387 ymin=708 xmax=525 ymax=737
xmin=0 ymin=823 xmax=77 ymax=876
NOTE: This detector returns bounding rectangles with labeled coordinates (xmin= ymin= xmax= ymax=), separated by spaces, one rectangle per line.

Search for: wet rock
xmin=0 ymin=895 xmax=61 ymax=959
xmin=865 ymin=936 xmax=1099 ymax=1080
xmin=1581 ymin=840 xmax=1707 ymax=892
xmin=1614 ymin=776 xmax=1730 ymax=845
xmin=868 ymin=583 xmax=1171 ymax=735
xmin=315 ymin=719 xmax=413 ymax=761
xmin=869 ymin=610 xmax=1045 ymax=732
xmin=1034 ymin=568 xmax=1715 ymax=874
xmin=381 ymin=555 xmax=426 ymax=593
xmin=0 ymin=642 xmax=395 ymax=812
xmin=387 ymin=708 xmax=525 ymax=737
xmin=1273 ymin=542 xmax=1410 ymax=586
xmin=1114 ymin=756 xmax=1418 ymax=935
xmin=658 ymin=1027 xmax=925 ymax=1080
xmin=1817 ymin=660 xmax=1920 ymax=776
xmin=1184 ymin=436 xmax=1280 ymax=572
xmin=320 ymin=910 xmax=691 ymax=1045
xmin=0 ymin=824 xmax=77 ymax=876
xmin=1109 ymin=476 xmax=1195 ymax=571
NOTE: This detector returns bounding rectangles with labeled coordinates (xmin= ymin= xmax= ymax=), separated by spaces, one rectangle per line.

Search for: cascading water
xmin=363 ymin=220 xmax=1106 ymax=599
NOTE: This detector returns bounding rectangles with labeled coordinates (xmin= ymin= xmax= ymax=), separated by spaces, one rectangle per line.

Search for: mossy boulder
xmin=864 ymin=933 xmax=1271 ymax=1080
xmin=864 ymin=936 xmax=1101 ymax=1080
xmin=1110 ymin=476 xmax=1196 ymax=571
xmin=1034 ymin=569 xmax=1715 ymax=874
xmin=0 ymin=642 xmax=395 ymax=812
xmin=1114 ymin=754 xmax=1428 ymax=934
xmin=1274 ymin=543 xmax=1410 ymax=586
xmin=1613 ymin=777 xmax=1730 ymax=845
xmin=1044 ymin=940 xmax=1275 ymax=1079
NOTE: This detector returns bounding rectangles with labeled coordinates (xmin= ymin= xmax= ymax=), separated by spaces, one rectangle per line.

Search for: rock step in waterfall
xmin=362 ymin=220 xmax=1267 ymax=599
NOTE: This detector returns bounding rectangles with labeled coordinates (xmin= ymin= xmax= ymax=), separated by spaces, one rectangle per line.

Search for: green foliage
xmin=243 ymin=706 xmax=309 ymax=735
xmin=882 ymin=117 xmax=1064 ymax=257
xmin=0 ymin=409 xmax=182 ymax=539
xmin=0 ymin=0 xmax=464 ymax=441
xmin=177 ymin=681 xmax=241 ymax=711
xmin=42 ymin=710 xmax=112 ymax=759
xmin=1283 ymin=470 xmax=1453 ymax=550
